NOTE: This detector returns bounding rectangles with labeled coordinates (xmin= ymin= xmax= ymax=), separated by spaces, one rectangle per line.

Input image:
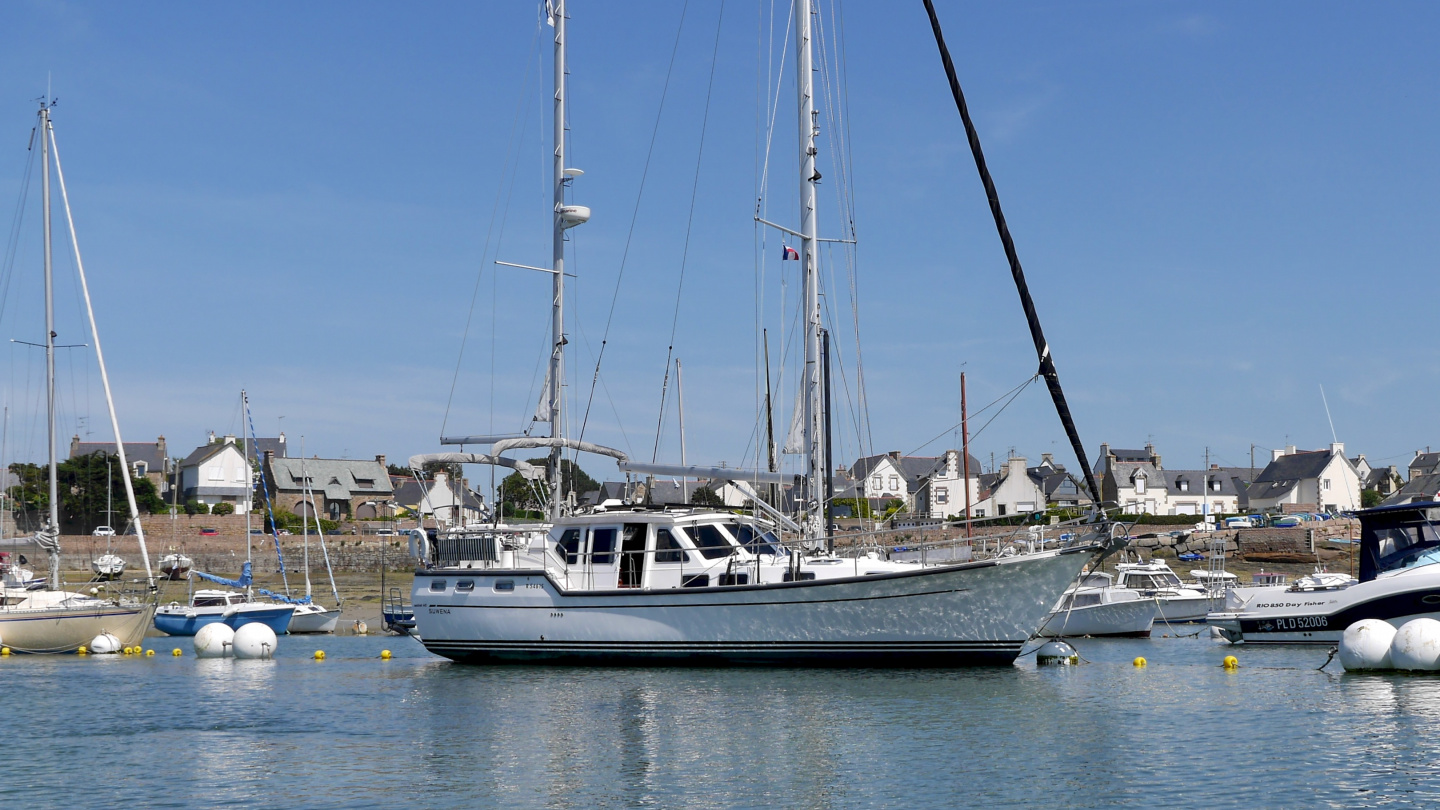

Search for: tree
xmin=185 ymin=500 xmax=210 ymax=516
xmin=7 ymin=452 xmax=167 ymax=533
xmin=690 ymin=486 xmax=723 ymax=506
xmin=497 ymin=457 xmax=598 ymax=514
xmin=1361 ymin=489 xmax=1384 ymax=508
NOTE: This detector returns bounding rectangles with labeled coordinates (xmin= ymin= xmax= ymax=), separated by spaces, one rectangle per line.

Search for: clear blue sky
xmin=2 ymin=1 xmax=1437 ymax=488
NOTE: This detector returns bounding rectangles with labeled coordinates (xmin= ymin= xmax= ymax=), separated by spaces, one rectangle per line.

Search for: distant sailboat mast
xmin=547 ymin=0 xmax=569 ymax=521
xmin=40 ymin=104 xmax=60 ymax=590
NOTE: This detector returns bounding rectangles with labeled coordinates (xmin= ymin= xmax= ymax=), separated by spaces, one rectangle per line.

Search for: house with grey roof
xmin=178 ymin=435 xmax=253 ymax=513
xmin=264 ymin=452 xmax=394 ymax=521
xmin=1384 ymin=473 xmax=1440 ymax=506
xmin=1094 ymin=443 xmax=1167 ymax=513
xmin=1353 ymin=454 xmax=1401 ymax=497
xmin=1410 ymin=451 xmax=1440 ymax=481
xmin=1163 ymin=467 xmax=1250 ymax=515
xmin=69 ymin=434 xmax=170 ymax=495
xmin=392 ymin=471 xmax=485 ymax=526
xmin=1245 ymin=443 xmax=1360 ymax=513
xmin=849 ymin=450 xmax=982 ymax=518
xmin=969 ymin=454 xmax=1092 ymax=518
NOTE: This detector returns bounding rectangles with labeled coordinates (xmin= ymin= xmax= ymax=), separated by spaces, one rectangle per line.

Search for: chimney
xmin=376 ymin=454 xmax=386 ymax=468
xmin=1329 ymin=442 xmax=1344 ymax=456
xmin=263 ymin=449 xmax=274 ymax=466
xmin=1041 ymin=452 xmax=1054 ymax=467
xmin=1271 ymin=448 xmax=1284 ymax=462
xmin=888 ymin=450 xmax=901 ymax=460
xmin=1007 ymin=456 xmax=1027 ymax=477
xmin=1286 ymin=444 xmax=1297 ymax=456
xmin=223 ymin=434 xmax=235 ymax=445
xmin=208 ymin=430 xmax=216 ymax=444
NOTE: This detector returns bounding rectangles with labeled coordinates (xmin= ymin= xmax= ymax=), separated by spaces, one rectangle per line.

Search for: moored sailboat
xmin=407 ymin=1 xmax=1118 ymax=666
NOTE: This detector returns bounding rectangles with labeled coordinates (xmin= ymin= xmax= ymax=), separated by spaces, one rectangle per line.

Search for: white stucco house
xmin=1246 ymin=443 xmax=1360 ymax=513
xmin=178 ymin=435 xmax=253 ymax=513
xmin=1094 ymin=444 xmax=1169 ymax=514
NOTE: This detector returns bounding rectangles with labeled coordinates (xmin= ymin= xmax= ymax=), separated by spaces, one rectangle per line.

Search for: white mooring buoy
xmin=194 ymin=623 xmax=235 ymax=659
xmin=89 ymin=632 xmax=123 ymax=655
xmin=1390 ymin=618 xmax=1440 ymax=672
xmin=1339 ymin=619 xmax=1396 ymax=672
xmin=1036 ymin=640 xmax=1079 ymax=666
xmin=232 ymin=623 xmax=278 ymax=660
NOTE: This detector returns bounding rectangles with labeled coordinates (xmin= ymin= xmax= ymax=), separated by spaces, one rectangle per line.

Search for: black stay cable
xmin=921 ymin=0 xmax=1102 ymax=505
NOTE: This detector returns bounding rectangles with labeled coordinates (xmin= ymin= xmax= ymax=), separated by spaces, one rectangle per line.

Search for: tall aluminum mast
xmin=40 ymin=104 xmax=60 ymax=588
xmin=548 ymin=0 xmax=568 ymax=521
xmin=794 ymin=0 xmax=825 ymax=540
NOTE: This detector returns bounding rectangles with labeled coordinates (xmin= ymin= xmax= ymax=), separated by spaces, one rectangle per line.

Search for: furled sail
xmin=192 ymin=561 xmax=252 ymax=588
xmin=781 ymin=379 xmax=805 ymax=454
xmin=533 ymin=367 xmax=552 ymax=423
xmin=257 ymin=588 xmax=311 ymax=605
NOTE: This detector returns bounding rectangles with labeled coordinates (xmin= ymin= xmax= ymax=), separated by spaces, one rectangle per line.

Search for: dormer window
xmin=1178 ymin=480 xmax=1188 ymax=492
xmin=134 ymin=461 xmax=147 ymax=477
xmin=1211 ymin=480 xmax=1221 ymax=492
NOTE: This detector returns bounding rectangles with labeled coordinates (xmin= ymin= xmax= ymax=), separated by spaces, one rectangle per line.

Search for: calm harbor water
xmin=7 ymin=632 xmax=1438 ymax=809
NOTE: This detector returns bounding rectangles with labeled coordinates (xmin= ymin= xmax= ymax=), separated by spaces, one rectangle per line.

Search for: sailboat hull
xmin=0 ymin=601 xmax=154 ymax=653
xmin=152 ymin=604 xmax=294 ymax=636
xmin=286 ymin=604 xmax=340 ymax=634
xmin=415 ymin=545 xmax=1098 ymax=667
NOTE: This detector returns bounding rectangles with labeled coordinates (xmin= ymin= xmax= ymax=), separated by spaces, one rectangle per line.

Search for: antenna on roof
xmin=1320 ymin=384 xmax=1338 ymax=444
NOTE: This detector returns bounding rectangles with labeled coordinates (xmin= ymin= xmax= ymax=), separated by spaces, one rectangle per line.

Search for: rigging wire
xmin=650 ymin=0 xmax=728 ymax=464
xmin=574 ymin=0 xmax=693 ymax=450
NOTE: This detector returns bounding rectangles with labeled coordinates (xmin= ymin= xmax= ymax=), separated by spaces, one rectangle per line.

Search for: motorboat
xmin=1038 ymin=572 xmax=1158 ymax=638
xmin=91 ymin=554 xmax=126 ymax=581
xmin=159 ymin=553 xmax=192 ymax=580
xmin=153 ymin=587 xmax=294 ymax=636
xmin=0 ymin=552 xmax=45 ymax=590
xmin=1113 ymin=561 xmax=1217 ymax=622
xmin=1208 ymin=501 xmax=1437 ymax=644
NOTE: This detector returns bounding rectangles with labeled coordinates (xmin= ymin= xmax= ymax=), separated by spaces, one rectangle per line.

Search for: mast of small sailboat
xmin=794 ymin=0 xmax=826 ymax=541
xmin=546 ymin=0 xmax=568 ymax=522
xmin=40 ymin=104 xmax=61 ymax=590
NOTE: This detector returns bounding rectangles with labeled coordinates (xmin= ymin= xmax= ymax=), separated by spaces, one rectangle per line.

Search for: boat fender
xmin=221 ymin=605 xmax=240 ymax=618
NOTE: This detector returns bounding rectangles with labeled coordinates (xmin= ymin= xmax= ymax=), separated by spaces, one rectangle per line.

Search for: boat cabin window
xmin=590 ymin=528 xmax=618 ymax=565
xmin=455 ymin=580 xmax=475 ymax=592
xmin=557 ymin=529 xmax=583 ymax=565
xmin=1153 ymin=572 xmax=1182 ymax=587
xmin=654 ymin=528 xmax=691 ymax=564
xmin=430 ymin=580 xmax=447 ymax=592
xmin=193 ymin=596 xmax=229 ymax=607
xmin=494 ymin=580 xmax=515 ymax=592
xmin=687 ymin=524 xmax=735 ymax=560
xmin=682 ymin=574 xmax=709 ymax=588
xmin=718 ymin=572 xmax=749 ymax=586
xmin=730 ymin=524 xmax=781 ymax=556
xmin=1072 ymin=593 xmax=1102 ymax=608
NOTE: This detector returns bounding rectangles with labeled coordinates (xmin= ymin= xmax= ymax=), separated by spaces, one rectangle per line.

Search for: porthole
xmin=456 ymin=580 xmax=475 ymax=592
xmin=429 ymin=579 xmax=447 ymax=592
xmin=495 ymin=580 xmax=516 ymax=592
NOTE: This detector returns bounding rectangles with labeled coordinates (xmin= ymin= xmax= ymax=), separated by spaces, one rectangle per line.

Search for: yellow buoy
xmin=380 ymin=649 xmax=392 ymax=660
xmin=1222 ymin=655 xmax=1239 ymax=669
xmin=77 ymin=646 xmax=88 ymax=655
xmin=123 ymin=646 xmax=133 ymax=655
xmin=172 ymin=648 xmax=183 ymax=657
xmin=313 ymin=650 xmax=325 ymax=661
xmin=1 ymin=647 xmax=11 ymax=656
xmin=145 ymin=649 xmax=155 ymax=657
xmin=1133 ymin=656 xmax=1147 ymax=667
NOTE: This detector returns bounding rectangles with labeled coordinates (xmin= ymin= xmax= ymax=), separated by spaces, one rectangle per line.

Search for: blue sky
xmin=1 ymin=1 xmax=1437 ymax=489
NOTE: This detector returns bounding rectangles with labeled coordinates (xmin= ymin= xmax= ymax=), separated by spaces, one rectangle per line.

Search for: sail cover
xmin=192 ymin=561 xmax=252 ymax=588
xmin=257 ymin=588 xmax=311 ymax=605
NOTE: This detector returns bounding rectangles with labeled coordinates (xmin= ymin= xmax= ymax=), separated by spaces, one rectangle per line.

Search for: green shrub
xmin=211 ymin=502 xmax=235 ymax=516
xmin=184 ymin=500 xmax=210 ymax=516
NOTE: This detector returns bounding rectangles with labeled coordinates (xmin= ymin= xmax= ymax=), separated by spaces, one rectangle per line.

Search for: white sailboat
xmin=0 ymin=102 xmax=156 ymax=653
xmin=285 ymin=447 xmax=342 ymax=633
xmin=407 ymin=1 xmax=1118 ymax=666
xmin=90 ymin=458 xmax=126 ymax=580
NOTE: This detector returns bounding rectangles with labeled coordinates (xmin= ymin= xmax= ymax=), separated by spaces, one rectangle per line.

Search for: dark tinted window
xmin=591 ymin=528 xmax=618 ymax=565
xmin=494 ymin=580 xmax=515 ymax=592
xmin=682 ymin=574 xmax=710 ymax=588
xmin=655 ymin=528 xmax=690 ymax=564
xmin=456 ymin=580 xmax=475 ymax=592
xmin=718 ymin=572 xmax=749 ymax=586
xmin=429 ymin=580 xmax=447 ymax=592
xmin=557 ymin=529 xmax=582 ymax=565
xmin=731 ymin=524 xmax=781 ymax=556
xmin=688 ymin=524 xmax=734 ymax=560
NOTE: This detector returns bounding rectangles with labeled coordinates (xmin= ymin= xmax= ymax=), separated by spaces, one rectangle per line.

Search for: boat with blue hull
xmin=153 ymin=589 xmax=294 ymax=636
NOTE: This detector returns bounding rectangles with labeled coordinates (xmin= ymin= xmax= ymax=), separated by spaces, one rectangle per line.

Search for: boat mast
xmin=547 ymin=0 xmax=568 ymax=521
xmin=794 ymin=0 xmax=825 ymax=541
xmin=40 ymin=104 xmax=60 ymax=590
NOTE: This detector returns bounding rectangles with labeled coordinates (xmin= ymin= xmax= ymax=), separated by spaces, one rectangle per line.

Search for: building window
xmin=889 ymin=475 xmax=900 ymax=491
xmin=208 ymin=467 xmax=222 ymax=481
xmin=1211 ymin=480 xmax=1221 ymax=492
xmin=1134 ymin=474 xmax=1146 ymax=495
xmin=870 ymin=476 xmax=881 ymax=492
xmin=134 ymin=462 xmax=148 ymax=477
xmin=1178 ymin=480 xmax=1188 ymax=492
xmin=935 ymin=486 xmax=948 ymax=504
xmin=1323 ymin=479 xmax=1331 ymax=490
xmin=998 ymin=505 xmax=1007 ymax=516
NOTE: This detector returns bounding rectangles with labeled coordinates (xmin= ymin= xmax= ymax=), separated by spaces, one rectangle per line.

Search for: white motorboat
xmin=1208 ymin=502 xmax=1431 ymax=645
xmin=1039 ymin=572 xmax=1158 ymax=638
xmin=1113 ymin=561 xmax=1217 ymax=622
xmin=159 ymin=553 xmax=192 ymax=580
xmin=0 ymin=552 xmax=44 ymax=590
xmin=91 ymin=554 xmax=126 ymax=581
xmin=0 ymin=103 xmax=157 ymax=653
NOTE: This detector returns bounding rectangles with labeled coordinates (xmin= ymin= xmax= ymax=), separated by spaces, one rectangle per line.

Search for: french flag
xmin=782 ymin=245 xmax=799 ymax=260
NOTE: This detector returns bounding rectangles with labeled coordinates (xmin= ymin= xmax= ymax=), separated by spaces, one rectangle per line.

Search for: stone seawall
xmin=1128 ymin=520 xmax=1357 ymax=564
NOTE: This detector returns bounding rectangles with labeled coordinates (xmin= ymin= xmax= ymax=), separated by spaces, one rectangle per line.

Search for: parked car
xmin=1271 ymin=515 xmax=1302 ymax=528
xmin=1222 ymin=516 xmax=1256 ymax=529
xmin=91 ymin=525 xmax=115 ymax=537
xmin=199 ymin=528 xmax=219 ymax=536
